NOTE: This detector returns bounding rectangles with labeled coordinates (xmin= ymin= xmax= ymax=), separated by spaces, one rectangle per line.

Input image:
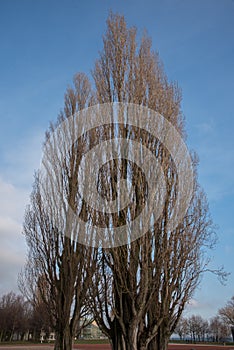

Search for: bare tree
xmin=175 ymin=317 xmax=189 ymax=341
xmin=0 ymin=292 xmax=29 ymax=342
xmin=29 ymin=298 xmax=51 ymax=341
xmin=88 ymin=13 xmax=225 ymax=350
xmin=209 ymin=315 xmax=231 ymax=342
xmin=219 ymin=296 xmax=234 ymax=341
xmin=19 ymin=12 xmax=227 ymax=350
xmin=187 ymin=315 xmax=209 ymax=342
xmin=19 ymin=73 xmax=97 ymax=350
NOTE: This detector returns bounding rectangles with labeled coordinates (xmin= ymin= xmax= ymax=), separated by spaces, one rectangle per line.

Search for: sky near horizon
xmin=0 ymin=0 xmax=233 ymax=320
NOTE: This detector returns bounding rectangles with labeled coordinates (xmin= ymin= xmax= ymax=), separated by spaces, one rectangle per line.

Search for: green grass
xmin=0 ymin=340 xmax=109 ymax=346
xmin=75 ymin=339 xmax=110 ymax=344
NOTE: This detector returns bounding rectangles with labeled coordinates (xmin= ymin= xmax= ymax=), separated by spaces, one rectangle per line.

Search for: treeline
xmin=175 ymin=314 xmax=233 ymax=343
xmin=0 ymin=292 xmax=50 ymax=342
xmin=1 ymin=290 xmax=234 ymax=345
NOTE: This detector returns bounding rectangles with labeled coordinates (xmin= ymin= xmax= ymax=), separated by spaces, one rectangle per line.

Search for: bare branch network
xmin=19 ymin=12 xmax=226 ymax=350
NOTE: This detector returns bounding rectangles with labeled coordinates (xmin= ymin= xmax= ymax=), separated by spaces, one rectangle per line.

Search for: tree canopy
xmin=20 ymin=12 xmax=226 ymax=350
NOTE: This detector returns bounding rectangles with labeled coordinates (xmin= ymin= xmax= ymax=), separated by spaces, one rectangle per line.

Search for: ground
xmin=0 ymin=344 xmax=234 ymax=350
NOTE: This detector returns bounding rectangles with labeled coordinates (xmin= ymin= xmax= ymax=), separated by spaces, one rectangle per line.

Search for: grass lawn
xmin=75 ymin=339 xmax=109 ymax=344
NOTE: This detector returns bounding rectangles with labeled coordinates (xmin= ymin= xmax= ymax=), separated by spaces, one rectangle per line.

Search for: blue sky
xmin=0 ymin=0 xmax=233 ymax=320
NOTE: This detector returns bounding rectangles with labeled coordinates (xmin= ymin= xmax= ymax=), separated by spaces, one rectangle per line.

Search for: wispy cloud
xmin=0 ymin=130 xmax=44 ymax=294
xmin=0 ymin=177 xmax=28 ymax=294
xmin=185 ymin=297 xmax=221 ymax=319
xmin=195 ymin=120 xmax=216 ymax=135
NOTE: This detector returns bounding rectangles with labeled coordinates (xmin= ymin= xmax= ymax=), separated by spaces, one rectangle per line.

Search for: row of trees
xmin=18 ymin=12 xmax=227 ymax=350
xmin=175 ymin=297 xmax=234 ymax=342
xmin=1 ymin=291 xmax=234 ymax=345
xmin=175 ymin=314 xmax=233 ymax=343
xmin=0 ymin=292 xmax=50 ymax=342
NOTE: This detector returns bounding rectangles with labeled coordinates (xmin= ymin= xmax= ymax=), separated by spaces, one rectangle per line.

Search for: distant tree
xmin=29 ymin=299 xmax=51 ymax=341
xmin=0 ymin=292 xmax=29 ymax=342
xmin=201 ymin=318 xmax=209 ymax=342
xmin=175 ymin=317 xmax=189 ymax=340
xmin=209 ymin=315 xmax=230 ymax=342
xmin=219 ymin=296 xmax=234 ymax=341
xmin=187 ymin=315 xmax=209 ymax=342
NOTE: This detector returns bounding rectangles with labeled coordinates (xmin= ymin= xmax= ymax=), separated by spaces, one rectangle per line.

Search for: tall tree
xmin=19 ymin=73 xmax=97 ymax=350
xmin=20 ymin=12 xmax=226 ymax=350
xmin=89 ymin=13 xmax=225 ymax=350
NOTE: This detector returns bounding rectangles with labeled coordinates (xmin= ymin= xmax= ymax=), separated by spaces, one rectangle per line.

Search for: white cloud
xmin=0 ymin=128 xmax=46 ymax=295
xmin=195 ymin=120 xmax=216 ymax=135
xmin=185 ymin=298 xmax=217 ymax=319
xmin=0 ymin=178 xmax=29 ymax=220
xmin=0 ymin=177 xmax=29 ymax=294
xmin=187 ymin=298 xmax=200 ymax=308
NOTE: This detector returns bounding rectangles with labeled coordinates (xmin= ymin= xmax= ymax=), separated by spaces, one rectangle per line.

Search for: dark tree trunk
xmin=110 ymin=334 xmax=125 ymax=350
xmin=110 ymin=321 xmax=138 ymax=350
xmin=148 ymin=326 xmax=169 ymax=350
xmin=54 ymin=325 xmax=72 ymax=350
xmin=231 ymin=326 xmax=234 ymax=342
xmin=109 ymin=319 xmax=126 ymax=350
xmin=126 ymin=325 xmax=139 ymax=350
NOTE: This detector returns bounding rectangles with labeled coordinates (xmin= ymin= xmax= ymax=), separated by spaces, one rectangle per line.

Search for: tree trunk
xmin=148 ymin=326 xmax=169 ymax=350
xmin=110 ymin=334 xmax=125 ymax=350
xmin=148 ymin=336 xmax=169 ymax=350
xmin=231 ymin=326 xmax=234 ymax=342
xmin=109 ymin=319 xmax=126 ymax=350
xmin=54 ymin=325 xmax=72 ymax=350
xmin=124 ymin=342 xmax=137 ymax=350
xmin=110 ymin=323 xmax=139 ymax=350
xmin=124 ymin=327 xmax=138 ymax=350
